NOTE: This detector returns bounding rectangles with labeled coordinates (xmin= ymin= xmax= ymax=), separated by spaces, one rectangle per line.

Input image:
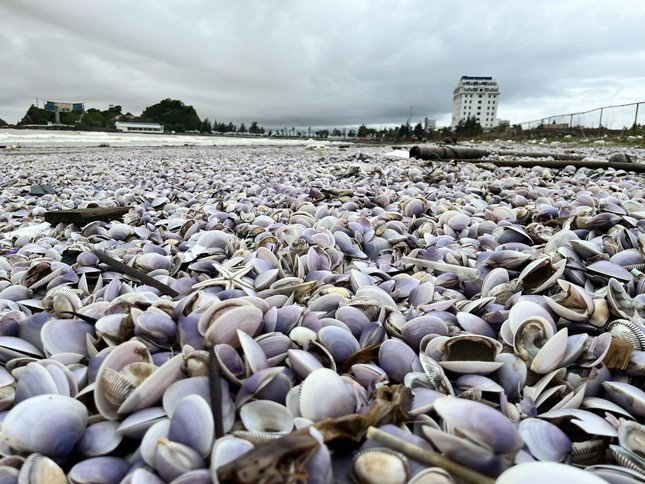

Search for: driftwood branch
xmin=92 ymin=249 xmax=179 ymax=297
xmin=409 ymin=145 xmax=644 ymax=171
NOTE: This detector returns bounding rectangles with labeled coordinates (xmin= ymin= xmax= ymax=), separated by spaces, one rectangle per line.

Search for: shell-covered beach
xmin=0 ymin=141 xmax=644 ymax=483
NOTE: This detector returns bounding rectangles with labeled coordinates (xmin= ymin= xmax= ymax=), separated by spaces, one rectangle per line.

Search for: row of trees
xmin=11 ymin=98 xmax=485 ymax=139
xmin=200 ymin=119 xmax=266 ymax=135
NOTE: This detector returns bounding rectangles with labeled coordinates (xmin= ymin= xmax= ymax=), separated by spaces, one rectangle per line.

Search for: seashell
xmin=495 ymin=353 xmax=527 ymax=401
xmin=317 ymin=325 xmax=360 ymax=364
xmin=67 ymin=456 xmax=130 ymax=484
xmin=518 ymin=418 xmax=572 ymax=462
xmin=155 ymin=437 xmax=206 ymax=482
xmin=607 ymin=444 xmax=645 ymax=475
xmin=529 ymin=327 xmax=568 ymax=374
xmin=401 ymin=315 xmax=449 ymax=351
xmin=299 ymin=368 xmax=356 ymax=421
xmin=14 ymin=361 xmax=63 ymax=403
xmin=2 ymin=394 xmax=88 ymax=458
xmin=379 ymin=338 xmax=421 ymax=382
xmin=0 ymin=284 xmax=32 ymax=302
xmin=255 ymin=331 xmax=291 ymax=366
xmin=199 ymin=300 xmax=264 ymax=348
xmin=118 ymin=406 xmax=167 ymax=439
xmin=118 ymin=353 xmax=184 ymax=416
xmin=42 ymin=285 xmax=83 ymax=318
xmin=543 ymin=280 xmax=593 ymax=322
xmin=107 ymin=222 xmax=134 ymax=241
xmin=239 ymin=400 xmax=294 ymax=434
xmin=571 ymin=438 xmax=607 ymax=466
xmin=539 ymin=408 xmax=618 ymax=437
xmin=437 ymin=334 xmax=503 ymax=374
xmin=408 ymin=467 xmax=455 ymax=484
xmin=18 ymin=453 xmax=67 ymax=484
xmin=618 ymin=420 xmax=645 ymax=457
xmin=422 ymin=426 xmax=505 ymax=476
xmin=74 ymin=420 xmax=123 ymax=458
xmin=41 ymin=318 xmax=95 ymax=357
xmin=606 ymin=319 xmax=645 ymax=351
xmin=601 ymin=381 xmax=645 ymax=418
xmin=352 ymin=447 xmax=409 ymax=484
xmin=94 ymin=340 xmax=153 ymax=420
xmin=586 ymin=260 xmax=633 ymax=283
xmin=287 ymin=349 xmax=325 ymax=380
xmin=512 ymin=316 xmax=555 ymax=363
xmin=586 ymin=464 xmax=645 ymax=483
xmin=210 ymin=436 xmax=254 ymax=480
xmin=434 ymin=396 xmax=523 ymax=454
xmin=497 ymin=461 xmax=608 ymax=484
xmin=168 ymin=394 xmax=214 ymax=457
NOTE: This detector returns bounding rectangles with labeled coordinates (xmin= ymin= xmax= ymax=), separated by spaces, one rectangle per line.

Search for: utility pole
xmin=408 ymin=106 xmax=413 ymax=125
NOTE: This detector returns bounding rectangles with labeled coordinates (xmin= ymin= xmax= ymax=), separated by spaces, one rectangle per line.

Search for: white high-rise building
xmin=451 ymin=76 xmax=500 ymax=129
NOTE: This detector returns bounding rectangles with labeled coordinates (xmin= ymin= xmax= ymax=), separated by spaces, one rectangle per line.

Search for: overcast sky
xmin=2 ymin=0 xmax=645 ymax=129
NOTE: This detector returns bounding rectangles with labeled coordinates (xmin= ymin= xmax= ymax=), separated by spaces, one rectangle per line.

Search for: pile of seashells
xmin=0 ymin=143 xmax=644 ymax=483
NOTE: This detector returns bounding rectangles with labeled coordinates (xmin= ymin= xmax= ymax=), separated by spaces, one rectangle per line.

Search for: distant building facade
xmin=115 ymin=121 xmax=164 ymax=133
xmin=451 ymin=76 xmax=500 ymax=129
xmin=424 ymin=117 xmax=437 ymax=131
xmin=44 ymin=101 xmax=85 ymax=113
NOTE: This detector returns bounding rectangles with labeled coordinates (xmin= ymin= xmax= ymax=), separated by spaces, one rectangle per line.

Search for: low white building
xmin=451 ymin=76 xmax=500 ymax=129
xmin=115 ymin=121 xmax=164 ymax=133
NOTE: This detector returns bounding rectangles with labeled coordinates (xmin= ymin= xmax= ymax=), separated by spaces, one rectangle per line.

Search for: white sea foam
xmin=0 ymin=129 xmax=328 ymax=148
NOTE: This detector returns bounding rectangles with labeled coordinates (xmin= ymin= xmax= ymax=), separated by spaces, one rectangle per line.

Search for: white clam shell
xmin=299 ymin=368 xmax=356 ymax=422
xmin=239 ymin=400 xmax=294 ymax=434
xmin=497 ymin=461 xmax=607 ymax=484
xmin=168 ymin=394 xmax=214 ymax=457
xmin=2 ymin=394 xmax=88 ymax=458
xmin=94 ymin=340 xmax=153 ymax=420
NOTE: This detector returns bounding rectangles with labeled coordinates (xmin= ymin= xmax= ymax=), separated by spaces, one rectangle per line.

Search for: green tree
xmin=238 ymin=122 xmax=247 ymax=133
xmin=0 ymin=117 xmax=7 ymax=126
xmin=413 ymin=122 xmax=424 ymax=138
xmin=332 ymin=128 xmax=342 ymax=137
xmin=249 ymin=121 xmax=261 ymax=134
xmin=455 ymin=116 xmax=482 ymax=137
xmin=347 ymin=129 xmax=356 ymax=137
xmin=18 ymin=105 xmax=53 ymax=125
xmin=82 ymin=109 xmax=107 ymax=127
xmin=200 ymin=118 xmax=212 ymax=133
xmin=357 ymin=124 xmax=377 ymax=138
xmin=141 ymin=98 xmax=201 ymax=133
xmin=398 ymin=123 xmax=411 ymax=138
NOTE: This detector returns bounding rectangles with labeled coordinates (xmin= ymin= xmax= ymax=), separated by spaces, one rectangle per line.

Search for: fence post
xmin=634 ymin=103 xmax=640 ymax=135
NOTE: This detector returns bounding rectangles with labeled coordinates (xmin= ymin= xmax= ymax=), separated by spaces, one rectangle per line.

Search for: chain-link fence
xmin=517 ymin=101 xmax=645 ymax=133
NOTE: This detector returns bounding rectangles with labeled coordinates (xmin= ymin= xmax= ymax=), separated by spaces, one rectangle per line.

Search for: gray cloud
xmin=1 ymin=0 xmax=645 ymax=128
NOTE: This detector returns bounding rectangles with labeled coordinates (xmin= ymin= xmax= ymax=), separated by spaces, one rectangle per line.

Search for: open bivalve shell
xmin=436 ymin=334 xmax=504 ymax=374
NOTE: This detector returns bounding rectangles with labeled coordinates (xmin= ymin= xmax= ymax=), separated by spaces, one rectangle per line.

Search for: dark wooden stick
xmin=92 ymin=249 xmax=179 ymax=297
xmin=209 ymin=346 xmax=224 ymax=439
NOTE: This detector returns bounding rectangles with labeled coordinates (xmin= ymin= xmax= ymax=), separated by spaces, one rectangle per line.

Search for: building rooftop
xmin=460 ymin=76 xmax=493 ymax=81
xmin=115 ymin=121 xmax=162 ymax=128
